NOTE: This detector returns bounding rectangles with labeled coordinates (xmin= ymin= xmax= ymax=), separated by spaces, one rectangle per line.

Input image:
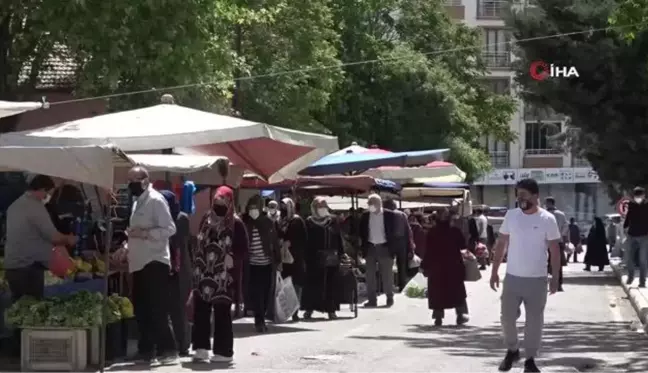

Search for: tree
xmin=320 ymin=0 xmax=516 ymax=179
xmin=507 ymin=0 xmax=648 ymax=195
xmin=235 ymin=0 xmax=343 ymax=132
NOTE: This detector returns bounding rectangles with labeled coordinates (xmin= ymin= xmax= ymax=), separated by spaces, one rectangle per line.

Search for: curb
xmin=610 ymin=259 xmax=648 ymax=325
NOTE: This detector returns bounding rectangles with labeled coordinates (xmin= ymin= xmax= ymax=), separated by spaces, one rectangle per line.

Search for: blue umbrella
xmin=299 ymin=148 xmax=450 ymax=176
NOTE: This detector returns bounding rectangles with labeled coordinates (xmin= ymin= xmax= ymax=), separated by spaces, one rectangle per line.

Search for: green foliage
xmin=321 ymin=0 xmax=516 ymax=180
xmin=508 ymin=0 xmax=648 ymax=197
xmin=609 ymin=0 xmax=648 ymax=41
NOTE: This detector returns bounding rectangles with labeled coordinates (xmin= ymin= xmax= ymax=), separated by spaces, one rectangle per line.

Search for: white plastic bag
xmin=408 ymin=254 xmax=422 ymax=269
xmin=566 ymin=242 xmax=575 ymax=255
xmin=274 ymin=274 xmax=300 ymax=323
xmin=464 ymin=257 xmax=482 ymax=282
xmin=403 ymin=272 xmax=427 ymax=294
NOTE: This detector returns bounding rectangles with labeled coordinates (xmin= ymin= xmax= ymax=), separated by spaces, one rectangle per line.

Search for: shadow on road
xmin=561 ymin=273 xmax=617 ymax=286
xmin=233 ymin=323 xmax=315 ymax=338
xmin=351 ymin=321 xmax=646 ymax=371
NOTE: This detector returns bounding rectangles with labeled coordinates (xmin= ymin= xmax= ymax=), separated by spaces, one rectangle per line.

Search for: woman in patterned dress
xmin=191 ymin=186 xmax=248 ymax=363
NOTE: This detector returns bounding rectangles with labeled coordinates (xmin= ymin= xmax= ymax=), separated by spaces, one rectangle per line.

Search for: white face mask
xmin=636 ymin=197 xmax=644 ymax=204
xmin=249 ymin=209 xmax=260 ymax=219
xmin=268 ymin=208 xmax=277 ymax=215
xmin=368 ymin=205 xmax=377 ymax=213
xmin=42 ymin=194 xmax=51 ymax=204
xmin=317 ymin=208 xmax=329 ymax=217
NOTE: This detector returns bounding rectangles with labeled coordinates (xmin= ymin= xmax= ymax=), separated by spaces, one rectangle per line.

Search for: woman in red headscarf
xmin=190 ymin=186 xmax=248 ymax=364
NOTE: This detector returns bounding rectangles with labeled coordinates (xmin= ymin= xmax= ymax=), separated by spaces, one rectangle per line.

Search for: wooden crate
xmin=21 ymin=328 xmax=87 ymax=371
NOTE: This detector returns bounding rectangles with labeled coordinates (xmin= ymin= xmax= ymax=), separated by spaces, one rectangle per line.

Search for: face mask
xmin=128 ymin=181 xmax=145 ymax=197
xmin=213 ymin=204 xmax=228 ymax=217
xmin=368 ymin=206 xmax=377 ymax=213
xmin=317 ymin=208 xmax=329 ymax=217
xmin=268 ymin=208 xmax=277 ymax=215
xmin=636 ymin=197 xmax=644 ymax=203
xmin=42 ymin=194 xmax=51 ymax=204
xmin=280 ymin=208 xmax=288 ymax=217
xmin=518 ymin=198 xmax=533 ymax=211
xmin=249 ymin=209 xmax=260 ymax=220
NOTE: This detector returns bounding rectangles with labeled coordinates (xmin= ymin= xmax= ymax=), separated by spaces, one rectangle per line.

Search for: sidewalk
xmin=610 ymin=258 xmax=648 ymax=328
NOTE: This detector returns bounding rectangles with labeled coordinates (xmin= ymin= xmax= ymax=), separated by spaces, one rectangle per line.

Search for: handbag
xmin=281 ymin=244 xmax=294 ymax=264
xmin=464 ymin=256 xmax=482 ymax=282
xmin=408 ymin=254 xmax=422 ymax=269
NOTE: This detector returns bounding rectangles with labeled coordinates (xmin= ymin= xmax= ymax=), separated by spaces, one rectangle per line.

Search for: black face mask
xmin=213 ymin=204 xmax=228 ymax=217
xmin=128 ymin=181 xmax=145 ymax=197
xmin=518 ymin=198 xmax=534 ymax=211
xmin=280 ymin=208 xmax=288 ymax=217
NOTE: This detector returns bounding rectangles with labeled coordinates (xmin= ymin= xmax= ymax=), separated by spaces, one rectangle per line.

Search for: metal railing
xmin=482 ymin=52 xmax=511 ymax=68
xmin=524 ymin=148 xmax=564 ymax=156
xmin=477 ymin=0 xmax=507 ymax=19
xmin=572 ymin=157 xmax=590 ymax=167
xmin=489 ymin=151 xmax=510 ymax=168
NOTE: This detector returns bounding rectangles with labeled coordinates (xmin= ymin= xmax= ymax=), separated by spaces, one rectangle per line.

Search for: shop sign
xmin=482 ymin=169 xmax=518 ymax=185
xmin=475 ymin=167 xmax=598 ymax=185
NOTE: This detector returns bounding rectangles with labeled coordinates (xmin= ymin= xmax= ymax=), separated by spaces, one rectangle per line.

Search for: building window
xmin=485 ymin=78 xmax=510 ymax=95
xmin=477 ymin=0 xmax=506 ymax=19
xmin=480 ymin=135 xmax=510 ymax=167
xmin=524 ymin=121 xmax=562 ymax=154
xmin=482 ymin=28 xmax=511 ymax=68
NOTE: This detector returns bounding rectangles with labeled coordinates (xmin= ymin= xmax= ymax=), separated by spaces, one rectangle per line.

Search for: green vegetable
xmin=405 ymin=284 xmax=426 ymax=298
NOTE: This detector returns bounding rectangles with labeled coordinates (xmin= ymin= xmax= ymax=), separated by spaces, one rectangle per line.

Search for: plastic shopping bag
xmin=408 ymin=254 xmax=422 ymax=269
xmin=49 ymin=246 xmax=75 ymax=278
xmin=464 ymin=256 xmax=482 ymax=282
xmin=274 ymin=274 xmax=300 ymax=324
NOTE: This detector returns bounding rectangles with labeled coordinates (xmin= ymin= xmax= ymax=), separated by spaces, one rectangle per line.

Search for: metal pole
xmin=99 ymin=216 xmax=113 ymax=373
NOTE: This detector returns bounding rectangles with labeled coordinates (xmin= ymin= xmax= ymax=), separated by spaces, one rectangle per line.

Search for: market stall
xmin=0 ymin=100 xmax=45 ymax=120
xmin=0 ymin=145 xmax=239 ymax=372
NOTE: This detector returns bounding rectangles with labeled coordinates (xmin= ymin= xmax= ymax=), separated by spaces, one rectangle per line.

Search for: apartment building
xmin=444 ymin=0 xmax=614 ymax=221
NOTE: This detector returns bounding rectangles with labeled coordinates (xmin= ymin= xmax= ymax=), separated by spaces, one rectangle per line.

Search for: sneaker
xmin=364 ymin=301 xmax=377 ymax=308
xmin=210 ymin=354 xmax=233 ymax=363
xmin=498 ymin=349 xmax=520 ymax=372
xmin=133 ymin=353 xmax=156 ymax=365
xmin=192 ymin=349 xmax=210 ymax=363
xmin=328 ymin=312 xmax=338 ymax=320
xmin=627 ymin=277 xmax=635 ymax=285
xmin=303 ymin=311 xmax=313 ymax=319
xmin=292 ymin=313 xmax=301 ymax=322
xmin=158 ymin=354 xmax=179 ymax=366
xmin=179 ymin=350 xmax=190 ymax=358
xmin=386 ymin=298 xmax=394 ymax=307
xmin=456 ymin=314 xmax=469 ymax=326
xmin=523 ymin=358 xmax=541 ymax=372
xmin=640 ymin=283 xmax=646 ymax=288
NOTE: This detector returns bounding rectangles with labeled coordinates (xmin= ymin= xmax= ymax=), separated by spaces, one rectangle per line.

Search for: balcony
xmin=477 ymin=0 xmax=507 ymax=19
xmin=443 ymin=0 xmax=465 ymax=19
xmin=523 ymin=149 xmax=564 ymax=168
xmin=482 ymin=52 xmax=511 ymax=69
xmin=572 ymin=156 xmax=590 ymax=167
xmin=489 ymin=151 xmax=510 ymax=168
xmin=524 ymin=103 xmax=566 ymax=122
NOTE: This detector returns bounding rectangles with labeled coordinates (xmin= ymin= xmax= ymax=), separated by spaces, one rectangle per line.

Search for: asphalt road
xmin=108 ymin=261 xmax=648 ymax=373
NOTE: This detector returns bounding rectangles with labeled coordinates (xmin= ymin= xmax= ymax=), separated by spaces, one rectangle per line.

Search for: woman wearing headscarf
xmin=278 ymin=197 xmax=307 ymax=321
xmin=191 ymin=186 xmax=248 ymax=363
xmin=242 ymin=195 xmax=281 ymax=332
xmin=409 ymin=212 xmax=427 ymax=260
xmin=585 ymin=217 xmax=610 ymax=271
xmin=302 ymin=197 xmax=343 ymax=320
xmin=421 ymin=208 xmax=469 ymax=326
xmin=160 ymin=190 xmax=192 ymax=356
xmin=267 ymin=199 xmax=281 ymax=223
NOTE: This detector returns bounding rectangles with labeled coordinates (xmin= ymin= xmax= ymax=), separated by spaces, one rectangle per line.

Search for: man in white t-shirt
xmin=490 ymin=179 xmax=562 ymax=373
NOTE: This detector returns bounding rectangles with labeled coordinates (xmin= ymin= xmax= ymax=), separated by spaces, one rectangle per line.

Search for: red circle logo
xmin=530 ymin=61 xmax=550 ymax=81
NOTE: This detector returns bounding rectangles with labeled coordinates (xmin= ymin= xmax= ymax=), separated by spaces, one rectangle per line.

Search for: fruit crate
xmin=21 ymin=327 xmax=87 ymax=371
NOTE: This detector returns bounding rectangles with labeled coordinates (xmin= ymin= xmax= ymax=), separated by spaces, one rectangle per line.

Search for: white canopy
xmin=123 ymin=154 xmax=245 ymax=186
xmin=320 ymin=196 xmax=446 ymax=211
xmin=0 ymin=100 xmax=43 ymax=119
xmin=0 ymin=145 xmax=130 ymax=190
xmin=0 ymin=103 xmax=339 ymax=182
xmin=363 ymin=162 xmax=466 ymax=183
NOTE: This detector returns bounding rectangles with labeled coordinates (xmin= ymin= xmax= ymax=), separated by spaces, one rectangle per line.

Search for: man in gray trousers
xmin=490 ymin=179 xmax=561 ymax=373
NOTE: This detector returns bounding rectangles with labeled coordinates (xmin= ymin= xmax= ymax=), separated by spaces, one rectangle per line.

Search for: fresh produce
xmin=44 ymin=271 xmax=65 ymax=286
xmin=405 ymin=284 xmax=427 ymax=298
xmin=4 ymin=290 xmax=132 ymax=328
xmin=73 ymin=258 xmax=93 ymax=273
